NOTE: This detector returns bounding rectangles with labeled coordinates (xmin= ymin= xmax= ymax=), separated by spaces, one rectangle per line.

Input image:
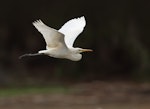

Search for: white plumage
xmin=59 ymin=17 xmax=86 ymax=47
xmin=20 ymin=16 xmax=92 ymax=61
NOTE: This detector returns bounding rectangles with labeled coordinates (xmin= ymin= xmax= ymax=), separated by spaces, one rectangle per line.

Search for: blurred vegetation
xmin=0 ymin=86 xmax=69 ymax=97
xmin=0 ymin=0 xmax=150 ymax=86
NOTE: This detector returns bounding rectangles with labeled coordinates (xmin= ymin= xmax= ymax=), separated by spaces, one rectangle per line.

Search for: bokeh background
xmin=0 ymin=0 xmax=150 ymax=109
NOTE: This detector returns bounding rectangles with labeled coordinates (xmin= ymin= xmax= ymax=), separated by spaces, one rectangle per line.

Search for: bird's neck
xmin=66 ymin=49 xmax=82 ymax=61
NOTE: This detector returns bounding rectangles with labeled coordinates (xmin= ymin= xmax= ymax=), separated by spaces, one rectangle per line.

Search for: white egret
xmin=20 ymin=16 xmax=93 ymax=61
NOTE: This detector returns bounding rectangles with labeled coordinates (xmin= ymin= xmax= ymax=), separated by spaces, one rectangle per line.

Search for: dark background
xmin=0 ymin=0 xmax=150 ymax=86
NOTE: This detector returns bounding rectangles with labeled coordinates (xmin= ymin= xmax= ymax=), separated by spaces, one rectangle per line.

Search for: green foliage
xmin=0 ymin=86 xmax=69 ymax=97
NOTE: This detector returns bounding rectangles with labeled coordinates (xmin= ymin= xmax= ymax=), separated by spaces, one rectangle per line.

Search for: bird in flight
xmin=19 ymin=16 xmax=93 ymax=61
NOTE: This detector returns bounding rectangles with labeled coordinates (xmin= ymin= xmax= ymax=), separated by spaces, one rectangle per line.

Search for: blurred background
xmin=0 ymin=0 xmax=150 ymax=109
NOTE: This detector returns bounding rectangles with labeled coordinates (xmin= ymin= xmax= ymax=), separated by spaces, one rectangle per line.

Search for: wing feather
xmin=58 ymin=16 xmax=86 ymax=47
xmin=33 ymin=20 xmax=67 ymax=49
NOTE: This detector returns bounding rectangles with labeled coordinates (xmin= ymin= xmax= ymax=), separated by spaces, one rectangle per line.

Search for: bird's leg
xmin=19 ymin=53 xmax=44 ymax=59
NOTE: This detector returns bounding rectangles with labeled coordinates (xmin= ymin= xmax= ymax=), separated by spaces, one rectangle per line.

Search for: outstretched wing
xmin=33 ymin=20 xmax=67 ymax=49
xmin=58 ymin=16 xmax=86 ymax=47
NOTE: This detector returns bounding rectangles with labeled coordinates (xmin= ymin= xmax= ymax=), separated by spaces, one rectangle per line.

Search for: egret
xmin=19 ymin=16 xmax=93 ymax=61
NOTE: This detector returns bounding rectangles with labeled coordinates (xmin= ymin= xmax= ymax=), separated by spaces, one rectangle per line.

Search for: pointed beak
xmin=80 ymin=49 xmax=93 ymax=52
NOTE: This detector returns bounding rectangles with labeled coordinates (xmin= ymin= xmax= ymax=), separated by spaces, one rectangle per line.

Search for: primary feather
xmin=59 ymin=16 xmax=86 ymax=47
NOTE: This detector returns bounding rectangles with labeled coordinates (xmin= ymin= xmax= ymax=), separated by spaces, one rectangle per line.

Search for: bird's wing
xmin=33 ymin=20 xmax=67 ymax=49
xmin=58 ymin=16 xmax=86 ymax=47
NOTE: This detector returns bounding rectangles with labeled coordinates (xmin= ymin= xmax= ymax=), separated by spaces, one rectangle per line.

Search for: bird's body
xmin=38 ymin=47 xmax=82 ymax=61
xmin=20 ymin=16 xmax=92 ymax=61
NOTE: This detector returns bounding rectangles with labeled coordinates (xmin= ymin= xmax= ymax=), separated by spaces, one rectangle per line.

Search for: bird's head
xmin=67 ymin=47 xmax=93 ymax=61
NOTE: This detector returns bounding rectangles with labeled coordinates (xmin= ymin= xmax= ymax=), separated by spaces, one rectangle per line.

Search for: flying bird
xmin=19 ymin=16 xmax=93 ymax=61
